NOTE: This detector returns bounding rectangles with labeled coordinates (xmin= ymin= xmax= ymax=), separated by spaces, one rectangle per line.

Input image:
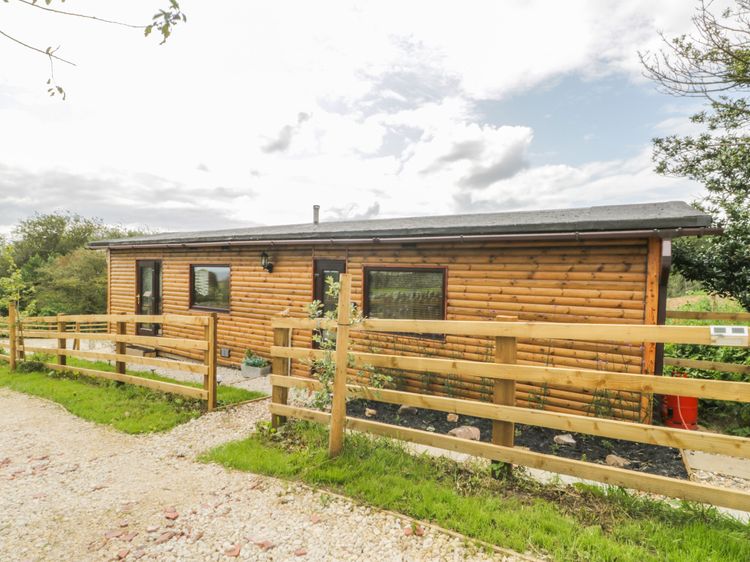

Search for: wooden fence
xmin=1 ymin=304 xmax=218 ymax=410
xmin=665 ymin=309 xmax=750 ymax=375
xmin=269 ymin=274 xmax=750 ymax=511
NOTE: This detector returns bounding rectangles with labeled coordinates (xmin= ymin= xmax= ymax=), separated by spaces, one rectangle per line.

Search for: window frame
xmin=189 ymin=264 xmax=231 ymax=313
xmin=362 ymin=266 xmax=447 ymax=340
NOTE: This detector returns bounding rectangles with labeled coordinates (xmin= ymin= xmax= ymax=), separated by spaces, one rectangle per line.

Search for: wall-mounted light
xmin=260 ymin=251 xmax=274 ymax=273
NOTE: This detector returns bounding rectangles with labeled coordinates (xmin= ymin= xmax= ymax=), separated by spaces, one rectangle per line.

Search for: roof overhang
xmin=93 ymin=226 xmax=722 ymax=251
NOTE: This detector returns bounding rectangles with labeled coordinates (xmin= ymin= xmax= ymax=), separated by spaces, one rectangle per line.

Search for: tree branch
xmin=15 ymin=0 xmax=145 ymax=29
xmin=0 ymin=28 xmax=76 ymax=66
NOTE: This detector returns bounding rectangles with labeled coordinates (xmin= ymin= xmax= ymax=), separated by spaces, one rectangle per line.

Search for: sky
xmin=0 ymin=0 xmax=714 ymax=235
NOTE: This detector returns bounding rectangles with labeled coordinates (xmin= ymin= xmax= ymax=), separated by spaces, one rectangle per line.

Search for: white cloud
xmin=453 ymin=148 xmax=705 ymax=213
xmin=0 ymin=0 xmax=706 ymax=231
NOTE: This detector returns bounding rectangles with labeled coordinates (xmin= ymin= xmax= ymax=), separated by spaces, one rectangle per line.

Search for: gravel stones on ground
xmin=0 ymin=388 xmax=517 ymax=561
xmin=691 ymin=469 xmax=750 ymax=493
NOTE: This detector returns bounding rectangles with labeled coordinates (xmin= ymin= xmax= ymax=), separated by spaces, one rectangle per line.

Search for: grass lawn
xmin=0 ymin=355 xmax=266 ymax=433
xmin=203 ymin=421 xmax=750 ymax=562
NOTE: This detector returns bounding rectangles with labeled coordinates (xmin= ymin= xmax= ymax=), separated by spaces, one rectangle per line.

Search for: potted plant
xmin=241 ymin=349 xmax=271 ymax=379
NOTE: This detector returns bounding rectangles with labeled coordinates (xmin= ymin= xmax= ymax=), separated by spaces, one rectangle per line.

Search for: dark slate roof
xmin=89 ymin=201 xmax=713 ymax=248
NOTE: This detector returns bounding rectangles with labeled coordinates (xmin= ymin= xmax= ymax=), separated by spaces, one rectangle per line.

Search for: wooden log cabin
xmin=90 ymin=201 xmax=715 ymax=421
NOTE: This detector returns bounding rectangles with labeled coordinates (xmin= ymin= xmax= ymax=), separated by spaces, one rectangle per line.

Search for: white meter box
xmin=709 ymin=325 xmax=749 ymax=346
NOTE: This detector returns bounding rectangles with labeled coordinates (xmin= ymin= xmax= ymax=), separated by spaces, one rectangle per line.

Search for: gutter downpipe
xmin=654 ymin=239 xmax=673 ymax=377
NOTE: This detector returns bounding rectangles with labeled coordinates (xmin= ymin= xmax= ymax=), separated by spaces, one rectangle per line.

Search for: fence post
xmin=271 ymin=326 xmax=291 ymax=428
xmin=115 ymin=315 xmax=127 ymax=375
xmin=204 ymin=313 xmax=218 ymax=411
xmin=8 ymin=303 xmax=16 ymax=370
xmin=56 ymin=314 xmax=67 ymax=367
xmin=73 ymin=321 xmax=80 ymax=351
xmin=328 ymin=273 xmax=352 ymax=457
xmin=492 ymin=315 xmax=517 ymax=477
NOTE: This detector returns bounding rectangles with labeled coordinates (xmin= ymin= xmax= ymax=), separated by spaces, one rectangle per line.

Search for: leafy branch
xmin=0 ymin=0 xmax=186 ymax=98
xmin=306 ymin=277 xmax=390 ymax=411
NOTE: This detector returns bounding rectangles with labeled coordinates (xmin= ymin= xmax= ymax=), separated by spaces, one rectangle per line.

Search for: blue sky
xmin=479 ymin=75 xmax=695 ymax=167
xmin=0 ymin=0 xmax=706 ymax=233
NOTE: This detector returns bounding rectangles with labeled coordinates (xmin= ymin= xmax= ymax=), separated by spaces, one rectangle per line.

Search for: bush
xmin=242 ymin=350 xmax=269 ymax=368
xmin=665 ymin=296 xmax=750 ymax=435
xmin=16 ymin=360 xmax=47 ymax=373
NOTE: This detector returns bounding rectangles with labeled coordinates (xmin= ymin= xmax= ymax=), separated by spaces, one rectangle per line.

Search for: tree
xmin=641 ymin=0 xmax=750 ymax=309
xmin=0 ymin=0 xmax=186 ymax=98
xmin=0 ymin=212 xmax=145 ymax=314
xmin=35 ymin=247 xmax=107 ymax=315
xmin=12 ymin=212 xmax=109 ymax=267
xmin=0 ymin=242 xmax=33 ymax=314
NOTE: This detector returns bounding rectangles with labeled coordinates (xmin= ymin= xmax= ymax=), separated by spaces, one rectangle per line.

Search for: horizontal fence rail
xmin=664 ymin=307 xmax=750 ymax=380
xmin=664 ymin=357 xmax=750 ymax=376
xmin=666 ymin=309 xmax=750 ymax=322
xmin=269 ymin=374 xmax=750 ymax=459
xmin=270 ymin=274 xmax=750 ymax=512
xmin=268 ymin=402 xmax=750 ymax=512
xmin=271 ymin=317 xmax=750 ymax=346
xmin=271 ymin=346 xmax=750 ymax=403
xmin=4 ymin=306 xmax=217 ymax=409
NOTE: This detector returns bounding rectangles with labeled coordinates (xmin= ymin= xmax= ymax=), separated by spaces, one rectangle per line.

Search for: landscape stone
xmin=605 ymin=454 xmax=631 ymax=468
xmin=397 ymin=405 xmax=418 ymax=416
xmin=553 ymin=434 xmax=577 ymax=446
xmin=447 ymin=426 xmax=480 ymax=441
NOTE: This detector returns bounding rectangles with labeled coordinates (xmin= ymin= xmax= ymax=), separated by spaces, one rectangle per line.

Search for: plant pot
xmin=241 ymin=363 xmax=271 ymax=379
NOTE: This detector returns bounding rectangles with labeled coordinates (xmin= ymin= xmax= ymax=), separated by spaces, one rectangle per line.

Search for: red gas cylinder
xmin=662 ymin=395 xmax=699 ymax=430
xmin=661 ymin=374 xmax=699 ymax=430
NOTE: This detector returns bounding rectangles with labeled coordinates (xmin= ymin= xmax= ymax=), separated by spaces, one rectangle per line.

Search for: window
xmin=190 ymin=265 xmax=230 ymax=311
xmin=364 ymin=267 xmax=445 ymax=324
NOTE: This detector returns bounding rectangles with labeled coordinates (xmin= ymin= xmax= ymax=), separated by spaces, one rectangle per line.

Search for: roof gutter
xmin=91 ymin=226 xmax=721 ymax=250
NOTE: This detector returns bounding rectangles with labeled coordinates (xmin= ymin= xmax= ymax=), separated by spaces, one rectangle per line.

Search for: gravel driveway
xmin=0 ymin=389 xmax=523 ymax=562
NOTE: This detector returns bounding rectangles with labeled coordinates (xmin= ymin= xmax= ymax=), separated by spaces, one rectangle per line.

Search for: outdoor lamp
xmin=260 ymin=251 xmax=274 ymax=273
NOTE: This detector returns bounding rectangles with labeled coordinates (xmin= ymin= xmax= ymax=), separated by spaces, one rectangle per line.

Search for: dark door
xmin=314 ymin=259 xmax=346 ymax=314
xmin=313 ymin=259 xmax=346 ymax=348
xmin=136 ymin=260 xmax=162 ymax=336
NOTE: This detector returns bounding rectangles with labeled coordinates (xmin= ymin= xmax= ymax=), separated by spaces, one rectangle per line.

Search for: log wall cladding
xmin=108 ymin=236 xmax=658 ymax=422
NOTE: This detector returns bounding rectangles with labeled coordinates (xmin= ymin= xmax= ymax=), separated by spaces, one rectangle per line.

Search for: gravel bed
xmin=0 ymin=389 xmax=523 ymax=561
xmin=690 ymin=470 xmax=750 ymax=493
xmin=347 ymin=399 xmax=688 ymax=478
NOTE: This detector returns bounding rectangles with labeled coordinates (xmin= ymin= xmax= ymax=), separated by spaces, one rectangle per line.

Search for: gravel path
xmin=0 ymin=389 xmax=524 ymax=562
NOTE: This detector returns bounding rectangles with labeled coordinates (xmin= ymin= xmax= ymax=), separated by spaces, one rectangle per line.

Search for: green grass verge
xmin=202 ymin=421 xmax=750 ymax=562
xmin=0 ymin=356 xmax=265 ymax=433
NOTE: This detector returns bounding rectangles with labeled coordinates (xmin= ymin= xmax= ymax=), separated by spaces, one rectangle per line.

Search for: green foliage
xmin=0 ymin=212 xmax=146 ymax=315
xmin=665 ymin=296 xmax=750 ymax=435
xmin=242 ymin=349 xmax=269 ymax=368
xmin=144 ymin=0 xmax=187 ymax=45
xmin=203 ymin=421 xmax=750 ymax=562
xmin=667 ymin=270 xmax=704 ymax=298
xmin=0 ymin=243 xmax=32 ymax=311
xmin=34 ymin=248 xmax=107 ymax=315
xmin=0 ymin=358 xmax=264 ymax=433
xmin=306 ymin=277 xmax=390 ymax=410
xmin=642 ymin=1 xmax=750 ymax=308
xmin=15 ymin=360 xmax=46 ymax=373
xmin=12 ymin=212 xmax=115 ymax=267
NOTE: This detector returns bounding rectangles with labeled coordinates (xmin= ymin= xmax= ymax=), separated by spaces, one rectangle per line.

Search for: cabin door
xmin=313 ymin=259 xmax=347 ymax=313
xmin=136 ymin=260 xmax=162 ymax=336
xmin=313 ymin=259 xmax=346 ymax=348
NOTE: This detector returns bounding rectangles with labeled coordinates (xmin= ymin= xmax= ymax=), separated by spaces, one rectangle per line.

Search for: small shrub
xmin=242 ymin=350 xmax=269 ymax=368
xmin=16 ymin=360 xmax=46 ymax=373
